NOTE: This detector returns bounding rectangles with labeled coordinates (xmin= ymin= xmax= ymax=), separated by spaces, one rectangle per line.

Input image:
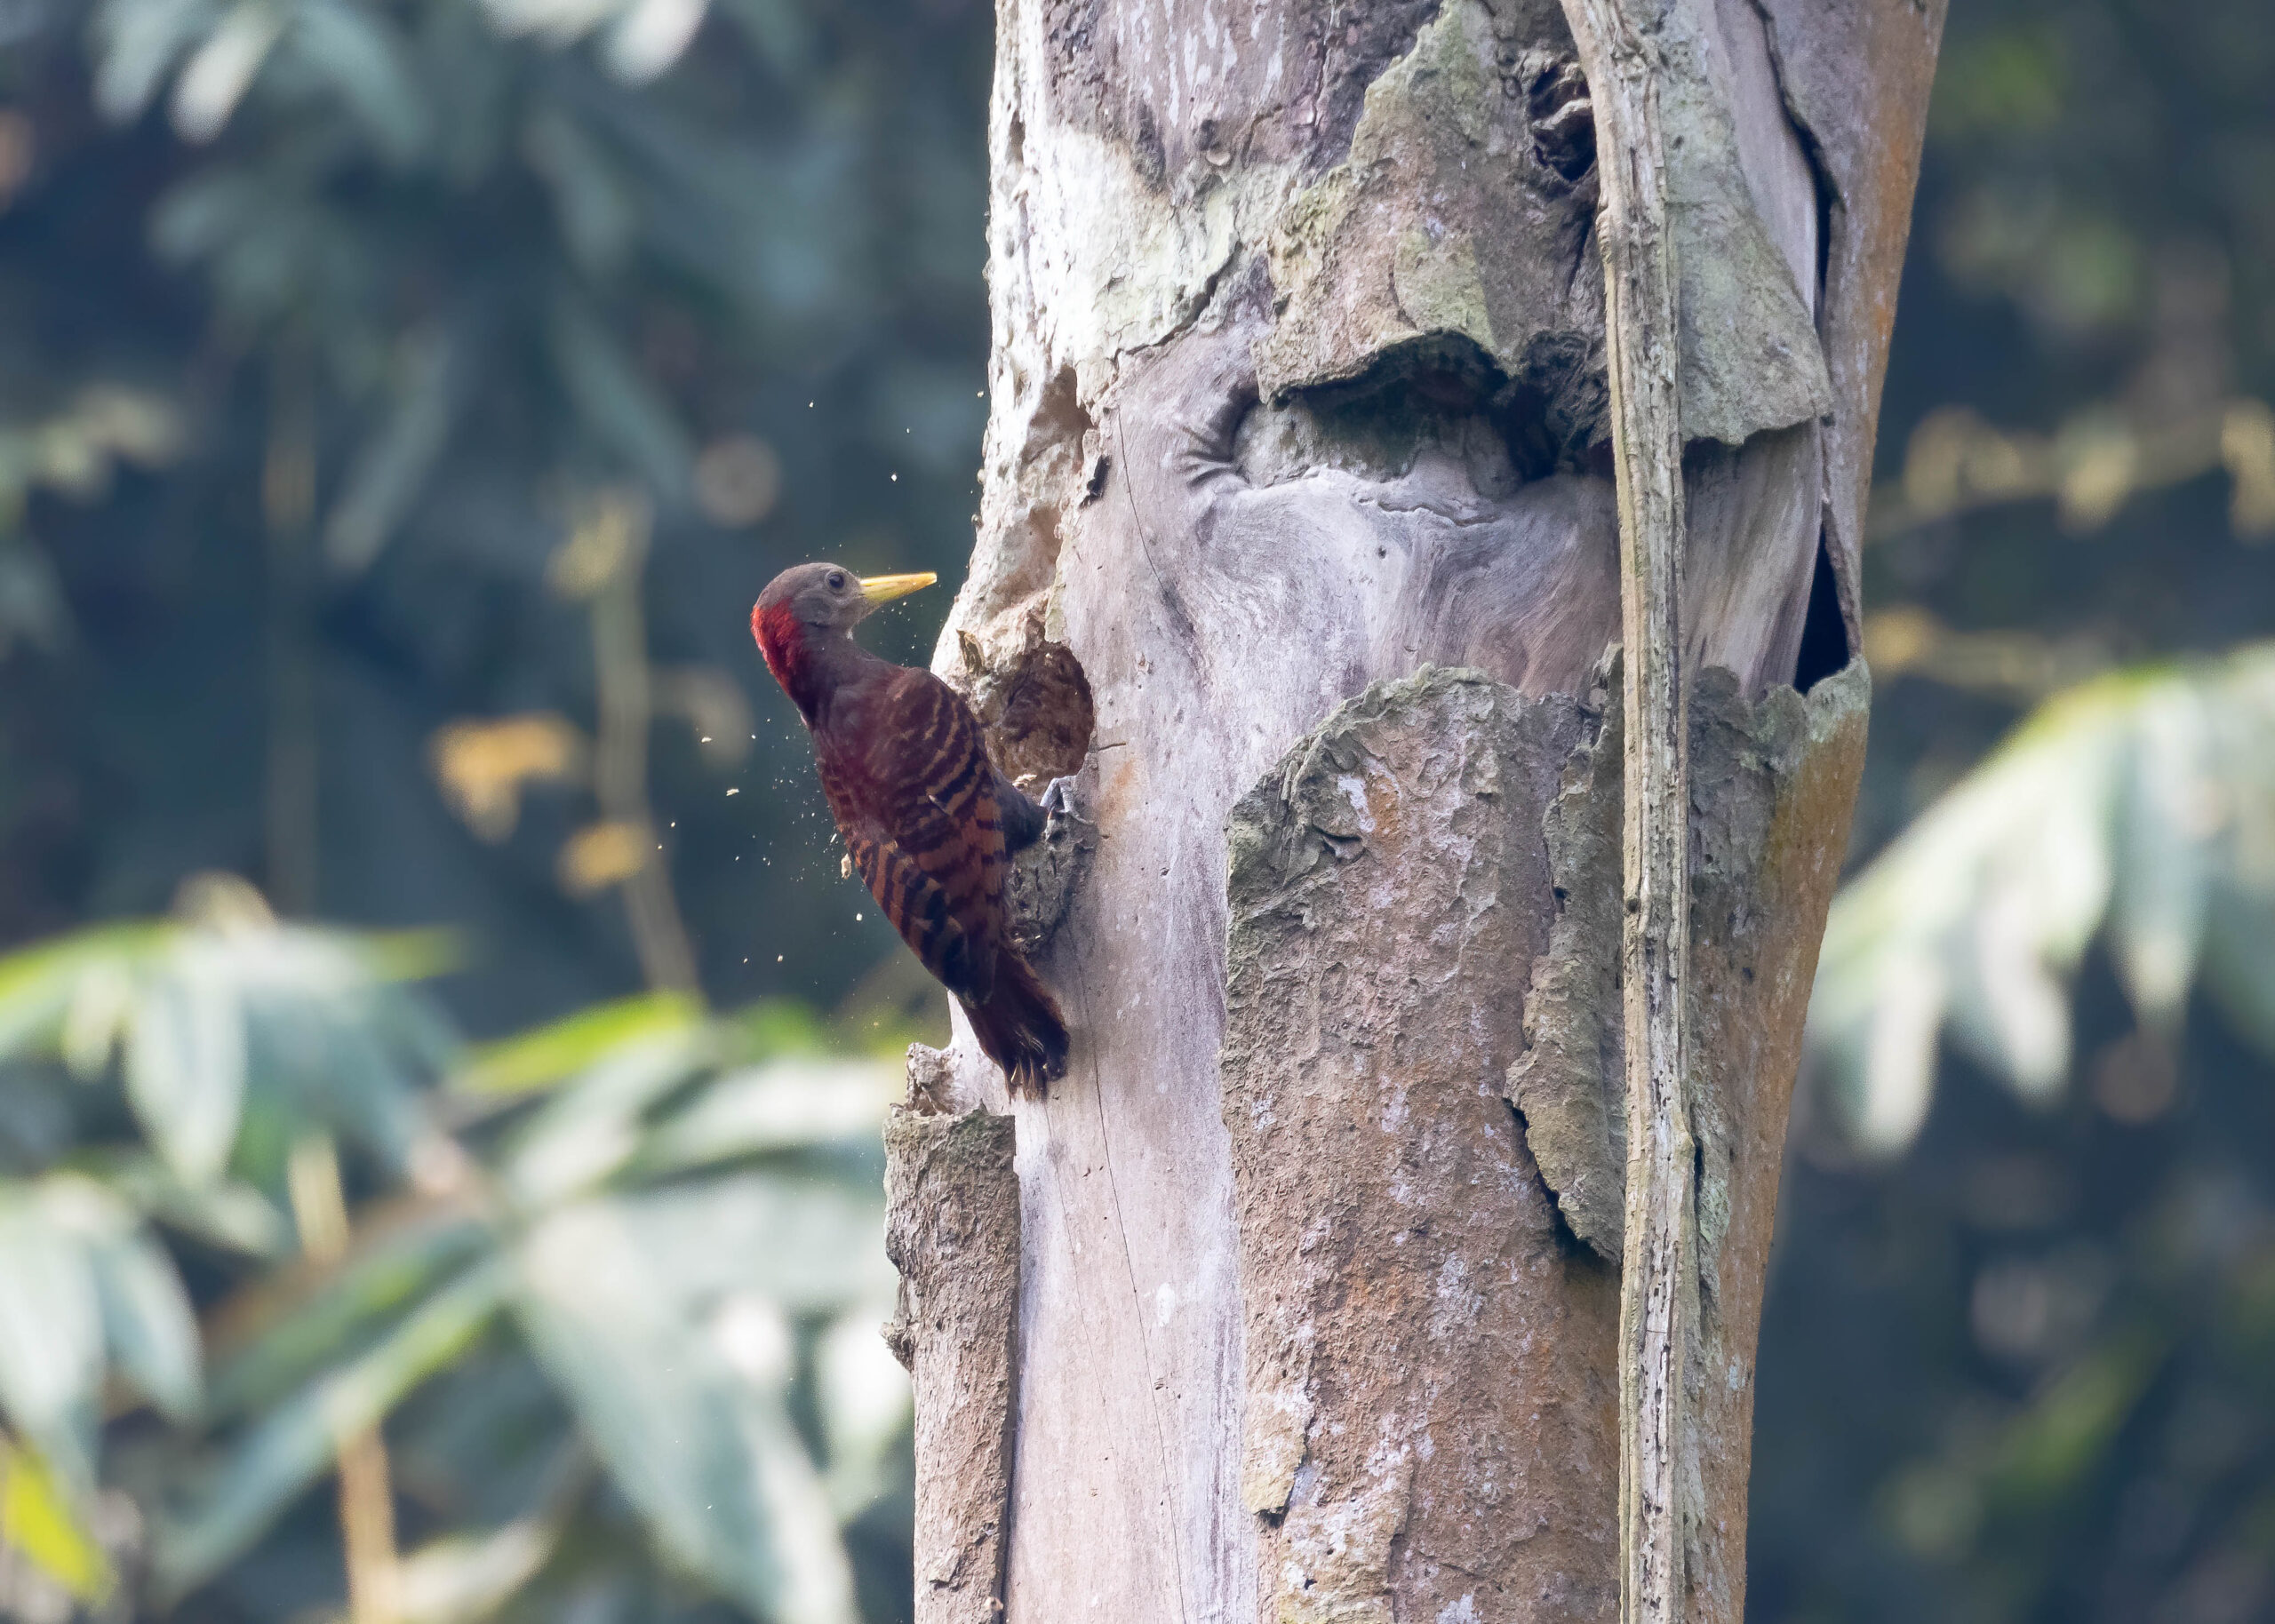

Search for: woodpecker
xmin=751 ymin=562 xmax=1069 ymax=1095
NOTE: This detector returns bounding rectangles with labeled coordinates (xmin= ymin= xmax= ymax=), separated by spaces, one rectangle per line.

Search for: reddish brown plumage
xmin=752 ymin=563 xmax=1068 ymax=1095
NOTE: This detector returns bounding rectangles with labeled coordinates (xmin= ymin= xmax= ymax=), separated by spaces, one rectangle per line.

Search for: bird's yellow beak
xmin=857 ymin=571 xmax=938 ymax=605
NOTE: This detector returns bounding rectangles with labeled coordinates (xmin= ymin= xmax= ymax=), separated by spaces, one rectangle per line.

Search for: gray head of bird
xmin=753 ymin=561 xmax=936 ymax=637
xmin=750 ymin=563 xmax=938 ymax=707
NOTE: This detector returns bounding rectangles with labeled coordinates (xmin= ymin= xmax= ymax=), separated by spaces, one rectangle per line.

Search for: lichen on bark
xmin=1219 ymin=657 xmax=1868 ymax=1620
xmin=1252 ymin=0 xmax=1603 ymax=426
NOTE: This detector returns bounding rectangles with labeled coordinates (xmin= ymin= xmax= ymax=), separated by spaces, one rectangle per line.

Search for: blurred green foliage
xmin=0 ymin=0 xmax=968 ymax=1611
xmin=0 ymin=0 xmax=988 ymax=1026
xmin=1764 ymin=2 xmax=2275 ymax=1622
xmin=1813 ymin=647 xmax=2275 ymax=1153
xmin=0 ymin=892 xmax=914 ymax=1623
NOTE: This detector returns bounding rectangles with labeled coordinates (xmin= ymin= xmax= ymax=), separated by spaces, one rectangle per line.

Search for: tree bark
xmin=882 ymin=1094 xmax=1022 ymax=1623
xmin=1548 ymin=6 xmax=1696 ymax=1620
xmin=894 ymin=1 xmax=1944 ymax=1620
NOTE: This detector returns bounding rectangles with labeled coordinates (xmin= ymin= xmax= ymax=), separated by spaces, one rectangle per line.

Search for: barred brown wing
xmin=848 ymin=668 xmax=1011 ymax=995
xmin=844 ymin=826 xmax=989 ymax=1001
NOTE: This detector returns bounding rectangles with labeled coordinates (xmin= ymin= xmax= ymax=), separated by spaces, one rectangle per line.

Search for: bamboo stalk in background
xmin=286 ymin=1136 xmax=400 ymax=1624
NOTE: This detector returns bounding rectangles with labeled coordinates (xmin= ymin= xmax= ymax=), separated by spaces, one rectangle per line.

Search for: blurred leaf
xmin=285 ymin=0 xmax=429 ymax=165
xmin=498 ymin=1031 xmax=713 ymax=1206
xmin=0 ymin=924 xmax=163 ymax=1061
xmin=0 ymin=1186 xmax=105 ymax=1490
xmin=125 ymin=943 xmax=248 ymax=1185
xmin=3 ymin=919 xmax=451 ymax=1185
xmin=60 ymin=957 xmax=135 ymax=1080
xmin=1937 ymin=710 xmax=2119 ymax=1094
xmin=204 ymin=1213 xmax=489 ymax=1420
xmin=350 ymin=927 xmax=466 ymax=985
xmin=324 ymin=329 xmax=461 ymax=574
xmin=2108 ymin=683 xmax=2213 ymax=1024
xmin=390 ymin=1511 xmax=564 ymax=1624
xmin=555 ymin=819 xmax=649 ymax=895
xmin=172 ymin=2 xmax=284 ymax=143
xmin=512 ymin=1193 xmax=857 ymax=1624
xmin=549 ymin=1174 xmax=894 ymax=1316
xmin=602 ymin=0 xmax=707 ymax=84
xmin=384 ymin=1440 xmax=589 ymax=1624
xmin=84 ymin=1226 xmax=203 ymax=1421
xmin=0 ymin=1436 xmax=112 ymax=1603
xmin=0 ymin=540 xmax=74 ymax=657
xmin=102 ymin=1156 xmax=290 ymax=1258
xmin=456 ymin=991 xmax=701 ymax=1098
xmin=478 ymin=0 xmax=619 ymax=47
xmin=91 ymin=0 xmax=219 ymax=123
xmin=271 ymin=991 xmax=429 ymax=1171
xmin=1810 ymin=646 xmax=2275 ymax=1152
xmin=155 ymin=1260 xmax=507 ymax=1601
xmin=633 ymin=1056 xmax=896 ymax=1177
xmin=729 ymin=996 xmax=838 ymax=1059
xmin=811 ymin=1311 xmax=907 ymax=1517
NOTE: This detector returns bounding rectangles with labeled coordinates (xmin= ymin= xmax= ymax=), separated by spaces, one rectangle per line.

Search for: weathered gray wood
xmin=882 ymin=1090 xmax=1020 ymax=1624
xmin=1750 ymin=0 xmax=1952 ymax=648
xmin=906 ymin=0 xmax=1938 ymax=1616
xmin=1550 ymin=3 xmax=1695 ymax=1620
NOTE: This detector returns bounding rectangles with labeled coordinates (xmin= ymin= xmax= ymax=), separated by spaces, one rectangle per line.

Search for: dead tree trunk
xmin=883 ymin=2 xmax=1944 ymax=1620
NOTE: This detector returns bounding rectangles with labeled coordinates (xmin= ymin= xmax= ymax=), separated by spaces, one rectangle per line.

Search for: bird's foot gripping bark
xmin=1004 ymin=776 xmax=1092 ymax=959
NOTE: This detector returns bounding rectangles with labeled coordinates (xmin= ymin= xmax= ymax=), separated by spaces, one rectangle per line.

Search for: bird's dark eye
xmin=827 ymin=570 xmax=847 ymax=591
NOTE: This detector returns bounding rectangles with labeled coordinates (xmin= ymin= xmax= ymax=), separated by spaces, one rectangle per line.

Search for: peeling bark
xmin=883 ymin=1088 xmax=1021 ymax=1624
xmin=1680 ymin=660 xmax=1871 ymax=1624
xmin=1508 ymin=653 xmax=1629 ymax=1260
xmin=896 ymin=0 xmax=1941 ymax=1615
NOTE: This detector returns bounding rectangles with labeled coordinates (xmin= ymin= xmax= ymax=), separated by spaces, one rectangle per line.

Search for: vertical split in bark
xmin=882 ymin=1078 xmax=1021 ymax=1624
xmin=1554 ymin=2 xmax=1696 ymax=1619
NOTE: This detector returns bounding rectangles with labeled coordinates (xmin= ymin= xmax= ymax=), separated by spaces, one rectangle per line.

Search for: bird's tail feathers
xmin=967 ymin=951 xmax=1068 ymax=1099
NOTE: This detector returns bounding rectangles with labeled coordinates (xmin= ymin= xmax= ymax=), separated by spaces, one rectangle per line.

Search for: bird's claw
xmin=1040 ymin=776 xmax=1079 ymax=823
